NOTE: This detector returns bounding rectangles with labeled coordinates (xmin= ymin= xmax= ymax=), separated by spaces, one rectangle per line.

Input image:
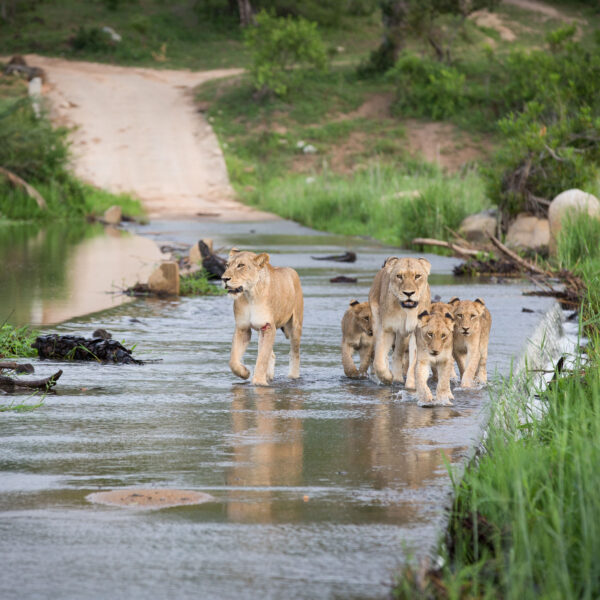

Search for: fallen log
xmin=411 ymin=237 xmax=480 ymax=258
xmin=199 ymin=240 xmax=226 ymax=279
xmin=32 ymin=334 xmax=143 ymax=365
xmin=311 ymin=251 xmax=357 ymax=263
xmin=487 ymin=234 xmax=549 ymax=277
xmin=0 ymin=167 xmax=47 ymax=210
xmin=0 ymin=361 xmax=34 ymax=374
xmin=0 ymin=369 xmax=62 ymax=392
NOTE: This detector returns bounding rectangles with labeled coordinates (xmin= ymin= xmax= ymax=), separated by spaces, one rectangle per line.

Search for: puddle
xmin=0 ymin=219 xmax=557 ymax=600
xmin=0 ymin=222 xmax=164 ymax=326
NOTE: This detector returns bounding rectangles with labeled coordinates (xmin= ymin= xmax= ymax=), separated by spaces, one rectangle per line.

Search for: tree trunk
xmin=237 ymin=0 xmax=253 ymax=27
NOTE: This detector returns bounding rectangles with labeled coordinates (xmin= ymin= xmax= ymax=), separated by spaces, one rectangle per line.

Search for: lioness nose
xmin=431 ymin=350 xmax=439 ymax=356
xmin=404 ymin=291 xmax=415 ymax=298
xmin=462 ymin=327 xmax=469 ymax=333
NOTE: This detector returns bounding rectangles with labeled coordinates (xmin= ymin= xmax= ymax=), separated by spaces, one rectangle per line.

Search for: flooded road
xmin=0 ymin=220 xmax=556 ymax=599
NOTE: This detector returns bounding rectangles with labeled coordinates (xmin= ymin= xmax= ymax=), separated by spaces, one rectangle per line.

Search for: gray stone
xmin=506 ymin=213 xmax=550 ymax=249
xmin=103 ymin=205 xmax=122 ymax=225
xmin=458 ymin=209 xmax=497 ymax=244
xmin=148 ymin=262 xmax=180 ymax=296
xmin=548 ymin=189 xmax=600 ymax=254
xmin=102 ymin=26 xmax=122 ymax=42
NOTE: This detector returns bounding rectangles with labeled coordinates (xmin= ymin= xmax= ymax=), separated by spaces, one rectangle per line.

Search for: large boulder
xmin=103 ymin=205 xmax=122 ymax=225
xmin=505 ymin=213 xmax=550 ymax=250
xmin=548 ymin=189 xmax=600 ymax=254
xmin=458 ymin=209 xmax=497 ymax=244
xmin=148 ymin=262 xmax=180 ymax=296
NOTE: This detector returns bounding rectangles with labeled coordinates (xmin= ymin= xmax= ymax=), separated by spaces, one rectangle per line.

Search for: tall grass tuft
xmin=246 ymin=164 xmax=488 ymax=250
xmin=0 ymin=324 xmax=38 ymax=358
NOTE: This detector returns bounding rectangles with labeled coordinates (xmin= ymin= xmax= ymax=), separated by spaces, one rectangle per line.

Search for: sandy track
xmin=27 ymin=55 xmax=277 ymax=221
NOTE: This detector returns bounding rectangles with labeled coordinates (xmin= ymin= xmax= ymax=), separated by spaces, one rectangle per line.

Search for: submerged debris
xmin=330 ymin=275 xmax=358 ymax=283
xmin=0 ymin=369 xmax=62 ymax=392
xmin=32 ymin=334 xmax=143 ymax=365
xmin=311 ymin=251 xmax=357 ymax=263
xmin=198 ymin=240 xmax=226 ymax=279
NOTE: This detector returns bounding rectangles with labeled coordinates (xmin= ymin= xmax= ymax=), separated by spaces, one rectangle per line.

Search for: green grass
xmin=0 ymin=324 xmax=38 ymax=358
xmin=0 ymin=394 xmax=45 ymax=412
xmin=180 ymin=270 xmax=227 ymax=296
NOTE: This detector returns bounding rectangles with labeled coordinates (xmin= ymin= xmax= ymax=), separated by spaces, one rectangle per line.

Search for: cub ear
xmin=449 ymin=296 xmax=460 ymax=305
xmin=474 ymin=297 xmax=485 ymax=306
xmin=254 ymin=252 xmax=270 ymax=267
xmin=417 ymin=257 xmax=431 ymax=275
xmin=229 ymin=247 xmax=241 ymax=259
xmin=383 ymin=256 xmax=398 ymax=269
xmin=444 ymin=312 xmax=454 ymax=321
xmin=349 ymin=299 xmax=359 ymax=307
xmin=418 ymin=310 xmax=429 ymax=320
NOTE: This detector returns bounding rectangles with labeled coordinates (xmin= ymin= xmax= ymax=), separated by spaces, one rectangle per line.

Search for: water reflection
xmin=0 ymin=222 xmax=164 ymax=326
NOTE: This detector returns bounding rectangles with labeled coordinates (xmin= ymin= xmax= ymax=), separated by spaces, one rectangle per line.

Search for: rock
xmin=148 ymin=262 xmax=180 ymax=296
xmin=103 ymin=205 xmax=122 ymax=224
xmin=458 ymin=209 xmax=497 ymax=244
xmin=548 ymin=189 xmax=600 ymax=254
xmin=102 ymin=26 xmax=122 ymax=42
xmin=189 ymin=243 xmax=202 ymax=265
xmin=505 ymin=213 xmax=550 ymax=250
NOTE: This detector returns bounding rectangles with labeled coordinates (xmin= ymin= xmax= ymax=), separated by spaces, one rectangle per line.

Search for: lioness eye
xmin=415 ymin=274 xmax=421 ymax=280
xmin=396 ymin=274 xmax=403 ymax=280
xmin=441 ymin=334 xmax=447 ymax=339
xmin=471 ymin=314 xmax=476 ymax=318
xmin=238 ymin=263 xmax=245 ymax=269
xmin=427 ymin=332 xmax=433 ymax=338
xmin=364 ymin=316 xmax=369 ymax=321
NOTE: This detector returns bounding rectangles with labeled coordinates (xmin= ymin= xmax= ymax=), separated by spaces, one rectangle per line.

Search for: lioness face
xmin=417 ymin=311 xmax=454 ymax=356
xmin=452 ymin=299 xmax=486 ymax=337
xmin=386 ymin=257 xmax=431 ymax=309
xmin=350 ymin=300 xmax=373 ymax=336
xmin=222 ymin=249 xmax=270 ymax=296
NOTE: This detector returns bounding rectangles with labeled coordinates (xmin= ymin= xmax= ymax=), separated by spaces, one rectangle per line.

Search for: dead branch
xmin=0 ymin=361 xmax=34 ymax=374
xmin=0 ymin=369 xmax=62 ymax=391
xmin=0 ymin=167 xmax=47 ymax=210
xmin=487 ymin=234 xmax=549 ymax=276
xmin=411 ymin=237 xmax=481 ymax=258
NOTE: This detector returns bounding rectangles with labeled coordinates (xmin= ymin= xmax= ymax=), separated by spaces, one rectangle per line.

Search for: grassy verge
xmin=0 ymin=324 xmax=38 ymax=358
xmin=0 ymin=73 xmax=144 ymax=221
xmin=198 ymin=70 xmax=490 ymax=249
xmin=180 ymin=270 xmax=227 ymax=297
xmin=394 ymin=217 xmax=600 ymax=598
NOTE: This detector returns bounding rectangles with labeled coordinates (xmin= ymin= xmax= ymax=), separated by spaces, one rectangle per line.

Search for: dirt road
xmin=28 ymin=55 xmax=276 ymax=221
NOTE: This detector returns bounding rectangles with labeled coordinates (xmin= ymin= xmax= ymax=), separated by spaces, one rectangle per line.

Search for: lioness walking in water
xmin=222 ymin=249 xmax=303 ymax=386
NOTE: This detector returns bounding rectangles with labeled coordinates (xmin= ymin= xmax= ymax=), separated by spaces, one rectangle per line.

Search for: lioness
xmin=222 ymin=249 xmax=303 ymax=386
xmin=415 ymin=310 xmax=455 ymax=406
xmin=449 ymin=297 xmax=491 ymax=388
xmin=430 ymin=301 xmax=459 ymax=380
xmin=369 ymin=256 xmax=431 ymax=387
xmin=341 ymin=300 xmax=374 ymax=378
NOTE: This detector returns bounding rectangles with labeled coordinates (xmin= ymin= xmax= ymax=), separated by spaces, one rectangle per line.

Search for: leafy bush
xmin=70 ymin=26 xmax=114 ymax=52
xmin=244 ymin=11 xmax=327 ymax=97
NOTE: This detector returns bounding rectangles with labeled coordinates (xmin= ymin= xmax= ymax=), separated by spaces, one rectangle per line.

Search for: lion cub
xmin=341 ymin=300 xmax=374 ymax=378
xmin=449 ymin=297 xmax=492 ymax=388
xmin=222 ymin=249 xmax=303 ymax=386
xmin=415 ymin=310 xmax=455 ymax=406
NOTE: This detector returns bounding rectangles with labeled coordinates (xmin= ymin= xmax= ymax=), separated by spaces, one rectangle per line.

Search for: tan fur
xmin=430 ymin=301 xmax=459 ymax=380
xmin=368 ymin=256 xmax=431 ymax=387
xmin=222 ymin=249 xmax=303 ymax=386
xmin=341 ymin=300 xmax=374 ymax=378
xmin=415 ymin=310 xmax=455 ymax=406
xmin=450 ymin=297 xmax=492 ymax=388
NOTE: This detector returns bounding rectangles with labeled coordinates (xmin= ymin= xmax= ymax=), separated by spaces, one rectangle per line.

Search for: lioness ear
xmin=254 ymin=252 xmax=270 ymax=267
xmin=417 ymin=257 xmax=431 ymax=275
xmin=474 ymin=298 xmax=485 ymax=306
xmin=418 ymin=310 xmax=429 ymax=320
xmin=229 ymin=247 xmax=241 ymax=259
xmin=383 ymin=256 xmax=398 ymax=269
xmin=449 ymin=296 xmax=460 ymax=305
xmin=349 ymin=299 xmax=359 ymax=307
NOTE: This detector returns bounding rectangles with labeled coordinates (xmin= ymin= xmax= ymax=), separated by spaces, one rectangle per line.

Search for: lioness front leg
xmin=391 ymin=332 xmax=405 ymax=383
xmin=288 ymin=319 xmax=302 ymax=379
xmin=342 ymin=342 xmax=359 ymax=378
xmin=229 ymin=327 xmax=251 ymax=380
xmin=253 ymin=325 xmax=276 ymax=386
xmin=475 ymin=347 xmax=488 ymax=384
xmin=374 ymin=329 xmax=395 ymax=385
xmin=416 ymin=360 xmax=434 ymax=407
xmin=434 ymin=362 xmax=454 ymax=406
xmin=404 ymin=333 xmax=418 ymax=390
xmin=460 ymin=349 xmax=480 ymax=388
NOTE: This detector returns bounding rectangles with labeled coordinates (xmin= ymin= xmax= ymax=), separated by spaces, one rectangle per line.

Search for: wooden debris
xmin=330 ymin=275 xmax=358 ymax=283
xmin=487 ymin=234 xmax=548 ymax=276
xmin=412 ymin=237 xmax=480 ymax=258
xmin=0 ymin=369 xmax=62 ymax=392
xmin=0 ymin=361 xmax=34 ymax=374
xmin=32 ymin=334 xmax=143 ymax=365
xmin=0 ymin=167 xmax=47 ymax=210
xmin=311 ymin=251 xmax=357 ymax=263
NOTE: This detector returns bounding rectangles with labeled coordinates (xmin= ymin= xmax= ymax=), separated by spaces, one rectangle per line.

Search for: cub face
xmin=222 ymin=248 xmax=270 ymax=296
xmin=450 ymin=297 xmax=486 ymax=337
xmin=417 ymin=310 xmax=454 ymax=357
xmin=384 ymin=257 xmax=431 ymax=309
xmin=349 ymin=300 xmax=373 ymax=336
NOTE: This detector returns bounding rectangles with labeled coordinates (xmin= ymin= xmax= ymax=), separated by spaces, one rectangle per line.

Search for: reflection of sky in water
xmin=0 ymin=219 xmax=558 ymax=600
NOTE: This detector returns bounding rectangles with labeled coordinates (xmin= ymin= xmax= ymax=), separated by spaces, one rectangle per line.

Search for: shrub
xmin=70 ymin=26 xmax=114 ymax=53
xmin=244 ymin=11 xmax=327 ymax=97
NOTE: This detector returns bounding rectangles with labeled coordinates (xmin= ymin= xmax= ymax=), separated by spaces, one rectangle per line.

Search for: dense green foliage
xmin=0 ymin=324 xmax=38 ymax=359
xmin=180 ymin=270 xmax=226 ymax=296
xmin=244 ymin=11 xmax=328 ymax=97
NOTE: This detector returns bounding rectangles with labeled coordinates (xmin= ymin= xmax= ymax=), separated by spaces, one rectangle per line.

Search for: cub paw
xmin=231 ymin=363 xmax=250 ymax=380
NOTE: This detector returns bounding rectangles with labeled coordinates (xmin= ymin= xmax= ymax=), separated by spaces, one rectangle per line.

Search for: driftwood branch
xmin=0 ymin=167 xmax=47 ymax=210
xmin=411 ymin=237 xmax=481 ymax=258
xmin=0 ymin=361 xmax=34 ymax=374
xmin=487 ymin=234 xmax=549 ymax=276
xmin=0 ymin=369 xmax=62 ymax=391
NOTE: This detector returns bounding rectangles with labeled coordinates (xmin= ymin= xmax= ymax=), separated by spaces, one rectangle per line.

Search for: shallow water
xmin=0 ymin=220 xmax=555 ymax=600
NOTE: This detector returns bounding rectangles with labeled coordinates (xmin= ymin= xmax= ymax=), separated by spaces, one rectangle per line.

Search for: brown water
xmin=0 ymin=220 xmax=555 ymax=600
